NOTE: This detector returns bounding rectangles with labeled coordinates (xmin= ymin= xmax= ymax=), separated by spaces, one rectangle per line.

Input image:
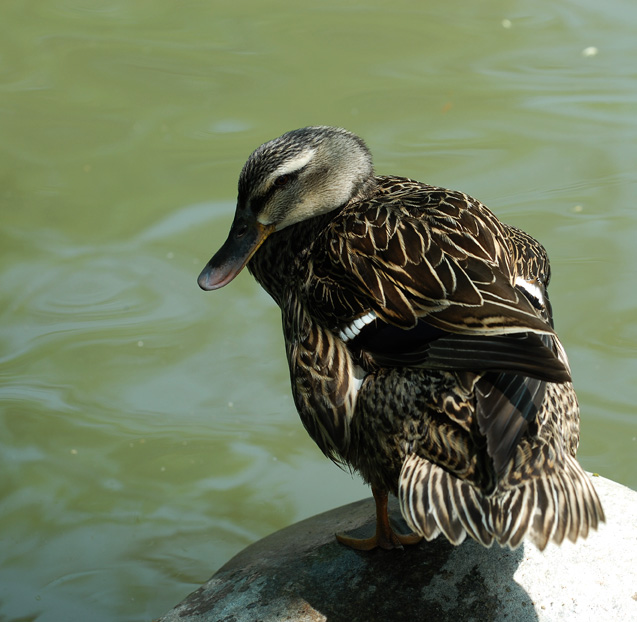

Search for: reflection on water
xmin=1 ymin=1 xmax=636 ymax=620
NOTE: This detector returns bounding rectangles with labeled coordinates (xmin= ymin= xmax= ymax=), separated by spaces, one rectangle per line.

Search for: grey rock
xmin=157 ymin=475 xmax=637 ymax=621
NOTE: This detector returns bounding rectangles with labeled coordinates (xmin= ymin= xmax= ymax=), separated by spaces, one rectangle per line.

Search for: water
xmin=1 ymin=0 xmax=636 ymax=619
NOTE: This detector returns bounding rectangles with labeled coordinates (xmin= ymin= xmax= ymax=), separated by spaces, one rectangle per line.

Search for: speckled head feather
xmin=236 ymin=126 xmax=375 ymax=229
xmin=239 ymin=126 xmax=371 ymax=194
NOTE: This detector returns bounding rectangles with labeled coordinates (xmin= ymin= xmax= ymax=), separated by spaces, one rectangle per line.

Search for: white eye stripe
xmin=269 ymin=149 xmax=315 ymax=182
xmin=338 ymin=311 xmax=377 ymax=342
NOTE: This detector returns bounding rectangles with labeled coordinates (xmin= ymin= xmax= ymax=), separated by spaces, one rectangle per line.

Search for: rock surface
xmin=157 ymin=475 xmax=636 ymax=621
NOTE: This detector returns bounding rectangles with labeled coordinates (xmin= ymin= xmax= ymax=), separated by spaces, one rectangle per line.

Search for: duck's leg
xmin=336 ymin=487 xmax=422 ymax=550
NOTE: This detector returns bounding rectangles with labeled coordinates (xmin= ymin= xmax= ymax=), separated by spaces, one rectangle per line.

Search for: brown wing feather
xmin=324 ymin=177 xmax=556 ymax=337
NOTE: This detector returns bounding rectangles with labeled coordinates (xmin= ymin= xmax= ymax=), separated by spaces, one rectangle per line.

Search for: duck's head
xmin=198 ymin=126 xmax=374 ymax=290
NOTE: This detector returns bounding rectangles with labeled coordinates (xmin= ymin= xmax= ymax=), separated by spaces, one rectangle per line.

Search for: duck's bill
xmin=198 ymin=219 xmax=274 ymax=291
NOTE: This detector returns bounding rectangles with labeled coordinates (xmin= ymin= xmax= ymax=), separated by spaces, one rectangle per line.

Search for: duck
xmin=198 ymin=126 xmax=604 ymax=551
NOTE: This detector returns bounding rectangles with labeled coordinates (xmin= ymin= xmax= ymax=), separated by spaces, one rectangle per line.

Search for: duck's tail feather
xmin=398 ymin=453 xmax=605 ymax=550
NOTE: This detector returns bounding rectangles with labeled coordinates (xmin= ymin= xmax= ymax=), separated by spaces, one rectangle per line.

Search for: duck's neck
xmin=247 ymin=210 xmax=334 ymax=305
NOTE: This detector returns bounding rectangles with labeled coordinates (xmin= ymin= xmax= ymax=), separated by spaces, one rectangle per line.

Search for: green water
xmin=1 ymin=1 xmax=636 ymax=620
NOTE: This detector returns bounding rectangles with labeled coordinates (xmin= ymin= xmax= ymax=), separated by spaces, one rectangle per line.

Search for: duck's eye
xmin=273 ymin=174 xmax=291 ymax=188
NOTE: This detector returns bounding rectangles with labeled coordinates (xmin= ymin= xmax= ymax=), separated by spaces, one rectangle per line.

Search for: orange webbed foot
xmin=336 ymin=487 xmax=423 ymax=551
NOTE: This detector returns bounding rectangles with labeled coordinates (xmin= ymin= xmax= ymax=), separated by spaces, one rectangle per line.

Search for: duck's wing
xmin=312 ymin=179 xmax=570 ymax=383
xmin=362 ymin=329 xmax=569 ymax=382
xmin=330 ymin=180 xmax=552 ymax=334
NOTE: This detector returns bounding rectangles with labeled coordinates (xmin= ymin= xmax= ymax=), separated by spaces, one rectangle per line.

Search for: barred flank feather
xmin=399 ymin=453 xmax=605 ymax=550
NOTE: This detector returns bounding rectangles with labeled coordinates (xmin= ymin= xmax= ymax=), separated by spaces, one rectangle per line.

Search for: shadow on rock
xmin=161 ymin=496 xmax=536 ymax=622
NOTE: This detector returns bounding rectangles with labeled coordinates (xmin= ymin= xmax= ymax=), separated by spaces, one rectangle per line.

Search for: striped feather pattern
xmin=283 ymin=301 xmax=362 ymax=461
xmin=399 ymin=452 xmax=605 ymax=550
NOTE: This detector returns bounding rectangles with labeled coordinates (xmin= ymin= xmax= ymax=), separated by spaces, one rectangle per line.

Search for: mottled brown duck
xmin=198 ymin=126 xmax=604 ymax=551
